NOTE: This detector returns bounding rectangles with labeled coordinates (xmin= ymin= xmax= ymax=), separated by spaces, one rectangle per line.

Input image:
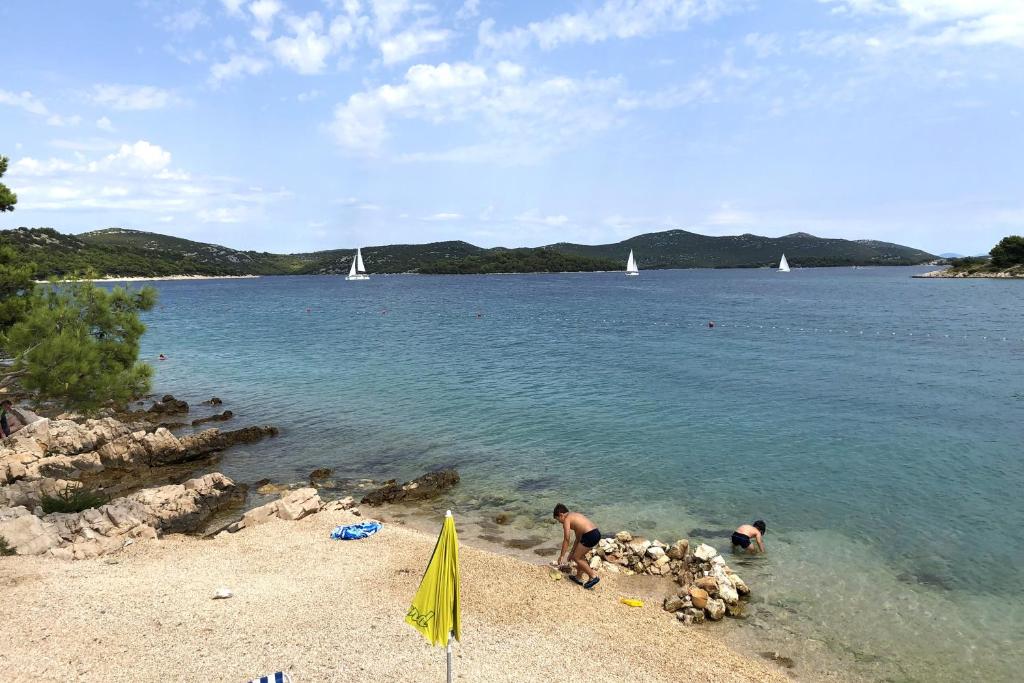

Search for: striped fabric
xmin=247 ymin=673 xmax=290 ymax=683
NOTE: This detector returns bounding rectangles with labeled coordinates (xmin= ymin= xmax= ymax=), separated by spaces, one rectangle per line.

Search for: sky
xmin=1 ymin=0 xmax=1022 ymax=255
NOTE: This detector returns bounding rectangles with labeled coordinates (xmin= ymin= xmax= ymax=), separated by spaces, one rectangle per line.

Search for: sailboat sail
xmin=779 ymin=254 xmax=790 ymax=272
xmin=356 ymin=248 xmax=366 ymax=273
xmin=348 ymin=256 xmax=358 ymax=278
xmin=626 ymin=250 xmax=639 ymax=275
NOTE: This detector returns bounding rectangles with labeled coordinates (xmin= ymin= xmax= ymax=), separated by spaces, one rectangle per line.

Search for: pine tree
xmin=2 ymin=280 xmax=157 ymax=411
xmin=0 ymin=156 xmax=17 ymax=212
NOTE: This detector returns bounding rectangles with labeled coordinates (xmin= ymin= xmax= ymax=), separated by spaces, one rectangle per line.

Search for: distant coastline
xmin=35 ymin=274 xmax=262 ymax=284
xmin=913 ymin=267 xmax=1024 ymax=279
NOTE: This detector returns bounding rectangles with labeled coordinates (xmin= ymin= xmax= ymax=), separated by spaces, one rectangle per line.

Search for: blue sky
xmin=1 ymin=0 xmax=1021 ymax=255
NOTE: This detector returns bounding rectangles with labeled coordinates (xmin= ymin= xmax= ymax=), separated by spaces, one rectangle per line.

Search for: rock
xmin=360 ymin=468 xmax=460 ymax=506
xmin=627 ymin=538 xmax=651 ymax=556
xmin=676 ymin=611 xmax=693 ymax=624
xmin=695 ymin=576 xmax=718 ymax=593
xmin=203 ymin=397 xmax=223 ymax=406
xmin=725 ymin=601 xmax=745 ymax=618
xmin=494 ymin=512 xmax=513 ymax=525
xmin=256 ymin=482 xmax=292 ymax=495
xmin=0 ymin=507 xmax=62 ymax=555
xmin=588 ymin=555 xmax=602 ymax=570
xmin=667 ymin=539 xmax=689 ymax=560
xmin=308 ymin=467 xmax=333 ymax=481
xmin=712 ymin=566 xmax=740 ymax=604
xmin=760 ymin=652 xmax=795 ymax=669
xmin=191 ymin=411 xmax=233 ymax=427
xmin=693 ymin=543 xmax=718 ymax=562
xmin=688 ymin=586 xmax=709 ymax=609
xmin=705 ymin=598 xmax=726 ymax=621
xmin=728 ymin=573 xmax=751 ymax=596
xmin=685 ymin=607 xmax=706 ymax=624
xmin=664 ymin=595 xmax=685 ymax=612
xmin=275 ymin=487 xmax=322 ymax=521
xmin=646 ymin=545 xmax=666 ymax=559
xmin=614 ymin=530 xmax=632 ymax=543
xmin=320 ymin=496 xmax=356 ymax=512
xmin=212 ymin=587 xmax=233 ymax=599
xmin=148 ymin=396 xmax=189 ymax=415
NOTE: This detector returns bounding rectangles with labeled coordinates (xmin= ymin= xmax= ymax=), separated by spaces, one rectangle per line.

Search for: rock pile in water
xmin=585 ymin=531 xmax=750 ymax=623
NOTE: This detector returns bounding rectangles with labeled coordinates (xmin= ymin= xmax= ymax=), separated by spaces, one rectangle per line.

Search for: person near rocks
xmin=553 ymin=503 xmax=601 ymax=589
xmin=1 ymin=400 xmax=12 ymax=437
xmin=731 ymin=520 xmax=766 ymax=554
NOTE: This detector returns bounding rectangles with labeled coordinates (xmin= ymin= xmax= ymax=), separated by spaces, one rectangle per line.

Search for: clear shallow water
xmin=135 ymin=268 xmax=1023 ymax=682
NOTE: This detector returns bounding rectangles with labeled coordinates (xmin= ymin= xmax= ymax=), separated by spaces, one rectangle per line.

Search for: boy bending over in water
xmin=553 ymin=503 xmax=601 ymax=589
xmin=732 ymin=520 xmax=766 ymax=554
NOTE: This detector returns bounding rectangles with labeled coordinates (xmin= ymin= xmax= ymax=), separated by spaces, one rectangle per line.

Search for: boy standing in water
xmin=732 ymin=520 xmax=766 ymax=553
xmin=553 ymin=503 xmax=601 ymax=589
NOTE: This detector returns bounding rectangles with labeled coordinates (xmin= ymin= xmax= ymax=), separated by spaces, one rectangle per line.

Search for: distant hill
xmin=547 ymin=230 xmax=935 ymax=268
xmin=419 ymin=248 xmax=619 ymax=274
xmin=0 ymin=226 xmax=935 ymax=279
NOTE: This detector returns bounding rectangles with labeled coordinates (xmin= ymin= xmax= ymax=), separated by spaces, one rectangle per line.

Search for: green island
xmin=916 ymin=236 xmax=1024 ymax=279
xmin=0 ymin=225 xmax=935 ymax=279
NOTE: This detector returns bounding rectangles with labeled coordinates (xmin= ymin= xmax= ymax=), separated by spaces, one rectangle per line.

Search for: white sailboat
xmin=778 ymin=254 xmax=791 ymax=273
xmin=625 ymin=249 xmax=639 ymax=276
xmin=346 ymin=248 xmax=370 ymax=281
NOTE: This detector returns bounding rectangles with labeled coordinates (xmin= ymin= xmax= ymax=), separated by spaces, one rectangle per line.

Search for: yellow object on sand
xmin=405 ymin=510 xmax=461 ymax=647
xmin=620 ymin=598 xmax=644 ymax=607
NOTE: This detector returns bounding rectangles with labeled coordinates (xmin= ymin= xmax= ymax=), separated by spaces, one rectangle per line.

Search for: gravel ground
xmin=0 ymin=510 xmax=788 ymax=682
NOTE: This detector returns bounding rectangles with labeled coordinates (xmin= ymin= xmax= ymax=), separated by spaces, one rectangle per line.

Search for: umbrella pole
xmin=446 ymin=632 xmax=453 ymax=683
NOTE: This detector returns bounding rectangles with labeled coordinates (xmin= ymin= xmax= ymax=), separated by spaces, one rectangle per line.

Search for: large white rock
xmin=0 ymin=506 xmax=62 ymax=555
xmin=693 ymin=543 xmax=719 ymax=562
xmin=646 ymin=545 xmax=666 ymax=559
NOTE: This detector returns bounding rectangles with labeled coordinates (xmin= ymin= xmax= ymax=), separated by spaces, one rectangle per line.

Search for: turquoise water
xmin=136 ymin=268 xmax=1023 ymax=681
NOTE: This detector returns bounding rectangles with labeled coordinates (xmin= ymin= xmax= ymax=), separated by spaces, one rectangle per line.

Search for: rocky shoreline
xmin=0 ymin=396 xmax=283 ymax=559
xmin=914 ymin=267 xmax=1024 ymax=278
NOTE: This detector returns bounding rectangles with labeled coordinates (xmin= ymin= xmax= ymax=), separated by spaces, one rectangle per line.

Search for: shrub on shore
xmin=40 ymin=485 xmax=108 ymax=515
xmin=0 ymin=534 xmax=14 ymax=556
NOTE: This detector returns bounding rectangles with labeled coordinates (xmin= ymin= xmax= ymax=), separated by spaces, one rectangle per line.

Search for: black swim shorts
xmin=580 ymin=528 xmax=601 ymax=548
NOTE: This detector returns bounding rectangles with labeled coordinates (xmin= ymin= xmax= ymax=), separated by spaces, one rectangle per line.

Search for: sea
xmin=133 ymin=267 xmax=1023 ymax=682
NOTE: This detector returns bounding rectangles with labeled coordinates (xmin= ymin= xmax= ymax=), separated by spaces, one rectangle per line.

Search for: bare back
xmin=564 ymin=512 xmax=596 ymax=538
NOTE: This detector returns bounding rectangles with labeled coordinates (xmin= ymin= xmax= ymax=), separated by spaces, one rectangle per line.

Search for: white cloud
xmin=0 ymin=89 xmax=49 ymax=116
xmin=370 ymin=0 xmax=414 ymax=36
xmin=162 ymin=8 xmax=208 ymax=32
xmin=221 ymin=0 xmax=246 ymax=16
xmin=209 ymin=54 xmax=271 ymax=85
xmin=88 ymin=141 xmax=172 ymax=174
xmin=516 ymin=210 xmax=570 ymax=226
xmin=250 ymin=0 xmax=283 ymax=25
xmin=423 ymin=212 xmax=462 ymax=221
xmin=96 ymin=116 xmax=115 ymax=132
xmin=479 ymin=0 xmax=736 ymax=52
xmin=380 ymin=27 xmax=452 ymax=64
xmin=745 ymin=32 xmax=782 ymax=57
xmin=90 ymin=84 xmax=185 ymax=111
xmin=7 ymin=141 xmax=289 ymax=221
xmin=705 ymin=203 xmax=755 ymax=226
xmin=456 ymin=0 xmax=480 ymax=21
xmin=0 ymin=89 xmax=80 ymax=126
xmin=45 ymin=114 xmax=81 ymax=127
xmin=270 ymin=12 xmax=335 ymax=73
xmin=328 ymin=61 xmax=621 ymax=161
xmin=823 ymin=0 xmax=1024 ymax=47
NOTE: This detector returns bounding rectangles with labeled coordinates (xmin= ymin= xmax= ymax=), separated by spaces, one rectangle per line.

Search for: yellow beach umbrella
xmin=405 ymin=509 xmax=461 ymax=681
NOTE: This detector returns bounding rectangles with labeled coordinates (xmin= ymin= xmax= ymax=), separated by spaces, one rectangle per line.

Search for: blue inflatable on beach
xmin=331 ymin=521 xmax=382 ymax=540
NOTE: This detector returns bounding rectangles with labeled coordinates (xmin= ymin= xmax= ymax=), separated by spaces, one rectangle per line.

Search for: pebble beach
xmin=0 ymin=508 xmax=787 ymax=683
